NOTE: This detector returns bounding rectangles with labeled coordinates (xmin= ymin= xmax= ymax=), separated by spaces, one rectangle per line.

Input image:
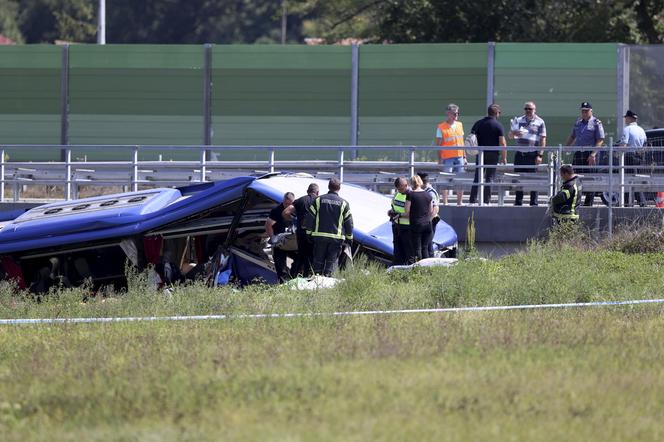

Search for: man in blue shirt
xmin=619 ymin=110 xmax=648 ymax=206
xmin=565 ymin=101 xmax=605 ymax=206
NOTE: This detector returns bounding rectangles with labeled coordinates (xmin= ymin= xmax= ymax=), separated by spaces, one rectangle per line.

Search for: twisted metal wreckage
xmin=0 ymin=174 xmax=458 ymax=294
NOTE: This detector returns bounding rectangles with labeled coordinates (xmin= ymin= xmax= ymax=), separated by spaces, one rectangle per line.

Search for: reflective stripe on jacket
xmin=307 ymin=191 xmax=353 ymax=240
xmin=437 ymin=121 xmax=465 ymax=160
xmin=551 ymin=176 xmax=581 ymax=220
xmin=391 ymin=192 xmax=410 ymax=225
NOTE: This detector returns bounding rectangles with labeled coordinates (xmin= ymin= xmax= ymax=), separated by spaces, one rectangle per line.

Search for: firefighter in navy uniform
xmin=550 ymin=164 xmax=581 ymax=224
xmin=306 ymin=177 xmax=353 ymax=277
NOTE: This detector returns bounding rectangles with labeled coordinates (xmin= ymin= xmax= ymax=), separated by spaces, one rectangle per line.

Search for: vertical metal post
xmin=203 ymin=43 xmax=213 ymax=160
xmin=409 ymin=148 xmax=415 ymax=178
xmin=132 ymin=146 xmax=139 ymax=192
xmin=60 ymin=44 xmax=70 ymax=161
xmin=0 ymin=148 xmax=5 ymax=203
xmin=199 ymin=147 xmax=207 ymax=182
xmin=338 ymin=149 xmax=345 ymax=182
xmin=486 ymin=42 xmax=496 ymax=107
xmin=65 ymin=148 xmax=72 ymax=200
xmin=478 ymin=150 xmax=485 ymax=206
xmin=97 ymin=0 xmax=106 ymax=44
xmin=548 ymin=150 xmax=555 ymax=198
xmin=556 ymin=144 xmax=563 ymax=193
xmin=619 ymin=145 xmax=625 ymax=207
xmin=350 ymin=43 xmax=360 ymax=160
xmin=616 ymin=44 xmax=629 ymax=138
xmin=608 ymin=139 xmax=613 ymax=239
xmin=268 ymin=148 xmax=275 ymax=173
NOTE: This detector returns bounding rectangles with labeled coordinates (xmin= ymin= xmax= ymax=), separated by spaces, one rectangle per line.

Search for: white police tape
xmin=1 ymin=297 xmax=664 ymax=326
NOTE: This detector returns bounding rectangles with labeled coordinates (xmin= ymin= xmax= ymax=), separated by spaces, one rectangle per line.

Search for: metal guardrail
xmin=2 ymin=142 xmax=664 ymax=207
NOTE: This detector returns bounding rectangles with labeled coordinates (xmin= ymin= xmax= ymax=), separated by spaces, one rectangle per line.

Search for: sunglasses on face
xmin=524 ymin=107 xmax=534 ymax=111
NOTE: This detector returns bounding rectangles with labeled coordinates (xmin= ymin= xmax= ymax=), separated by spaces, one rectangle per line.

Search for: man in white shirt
xmin=510 ymin=101 xmax=546 ymax=206
xmin=619 ymin=110 xmax=647 ymax=206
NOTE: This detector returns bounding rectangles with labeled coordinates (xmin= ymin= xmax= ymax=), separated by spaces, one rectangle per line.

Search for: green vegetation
xmin=2 ymin=233 xmax=664 ymax=440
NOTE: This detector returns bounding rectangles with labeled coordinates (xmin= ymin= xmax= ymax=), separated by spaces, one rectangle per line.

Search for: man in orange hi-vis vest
xmin=435 ymin=103 xmax=466 ymax=205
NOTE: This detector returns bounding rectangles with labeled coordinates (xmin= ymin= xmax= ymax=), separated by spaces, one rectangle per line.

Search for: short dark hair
xmin=394 ymin=176 xmax=407 ymax=188
xmin=284 ymin=192 xmax=295 ymax=201
xmin=560 ymin=164 xmax=574 ymax=176
xmin=417 ymin=172 xmax=429 ymax=185
xmin=488 ymin=104 xmax=501 ymax=117
xmin=307 ymin=183 xmax=319 ymax=195
xmin=328 ymin=177 xmax=341 ymax=192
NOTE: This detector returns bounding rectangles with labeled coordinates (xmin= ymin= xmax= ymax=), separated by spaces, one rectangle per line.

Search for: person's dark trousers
xmin=427 ymin=217 xmax=440 ymax=257
xmin=294 ymin=230 xmax=313 ymax=276
xmin=573 ymin=151 xmax=597 ymax=206
xmin=312 ymin=237 xmax=344 ymax=277
xmin=469 ymin=153 xmax=498 ymax=204
xmin=392 ymin=224 xmax=412 ymax=266
xmin=625 ymin=152 xmax=647 ymax=206
xmin=408 ymin=222 xmax=433 ymax=264
xmin=273 ymin=247 xmax=289 ymax=282
xmin=514 ymin=151 xmax=539 ymax=206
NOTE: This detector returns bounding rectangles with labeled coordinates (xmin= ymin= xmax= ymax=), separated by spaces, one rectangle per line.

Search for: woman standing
xmin=404 ymin=175 xmax=433 ymax=263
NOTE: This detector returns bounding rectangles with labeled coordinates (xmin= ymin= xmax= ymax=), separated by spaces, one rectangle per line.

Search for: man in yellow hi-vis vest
xmin=387 ymin=176 xmax=411 ymax=265
xmin=306 ymin=177 xmax=353 ymax=276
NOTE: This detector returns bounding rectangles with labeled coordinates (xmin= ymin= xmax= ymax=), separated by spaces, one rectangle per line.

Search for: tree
xmin=18 ymin=0 xmax=96 ymax=43
xmin=104 ymin=0 xmax=303 ymax=44
xmin=373 ymin=0 xmax=657 ymax=44
xmin=0 ymin=0 xmax=24 ymax=43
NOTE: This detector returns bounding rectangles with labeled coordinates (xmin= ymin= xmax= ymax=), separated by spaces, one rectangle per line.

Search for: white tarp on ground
xmin=285 ymin=275 xmax=343 ymax=290
xmin=386 ymin=257 xmax=458 ymax=272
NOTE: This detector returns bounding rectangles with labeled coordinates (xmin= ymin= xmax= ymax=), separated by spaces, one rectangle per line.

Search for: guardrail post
xmin=338 ymin=149 xmax=344 ymax=182
xmin=409 ymin=148 xmax=415 ymax=178
xmin=199 ymin=147 xmax=207 ymax=182
xmin=619 ymin=145 xmax=625 ymax=207
xmin=608 ymin=140 xmax=613 ymax=239
xmin=12 ymin=173 xmax=18 ymax=202
xmin=478 ymin=150 xmax=485 ymax=206
xmin=65 ymin=148 xmax=72 ymax=200
xmin=556 ymin=144 xmax=562 ymax=192
xmin=0 ymin=148 xmax=5 ymax=203
xmin=132 ymin=146 xmax=139 ymax=192
xmin=548 ymin=150 xmax=555 ymax=198
xmin=268 ymin=148 xmax=275 ymax=174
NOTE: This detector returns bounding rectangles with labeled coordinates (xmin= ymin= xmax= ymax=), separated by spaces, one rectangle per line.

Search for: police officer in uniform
xmin=565 ymin=101 xmax=605 ymax=206
xmin=550 ymin=164 xmax=581 ymax=224
xmin=306 ymin=177 xmax=353 ymax=277
xmin=388 ymin=176 xmax=411 ymax=265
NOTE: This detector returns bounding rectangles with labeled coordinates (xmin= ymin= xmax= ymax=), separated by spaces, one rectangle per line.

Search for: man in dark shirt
xmin=283 ymin=183 xmax=319 ymax=276
xmin=469 ymin=104 xmax=508 ymax=205
xmin=265 ymin=192 xmax=295 ymax=282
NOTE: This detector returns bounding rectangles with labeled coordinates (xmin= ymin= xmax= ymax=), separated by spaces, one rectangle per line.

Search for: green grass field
xmin=2 ymin=236 xmax=664 ymax=440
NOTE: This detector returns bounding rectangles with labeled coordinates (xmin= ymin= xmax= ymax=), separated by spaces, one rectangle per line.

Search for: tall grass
xmin=2 ymin=308 xmax=664 ymax=440
xmin=2 ymin=228 xmax=664 ymax=440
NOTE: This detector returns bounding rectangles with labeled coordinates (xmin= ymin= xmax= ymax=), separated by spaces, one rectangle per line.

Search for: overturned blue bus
xmin=0 ymin=174 xmax=457 ymax=293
